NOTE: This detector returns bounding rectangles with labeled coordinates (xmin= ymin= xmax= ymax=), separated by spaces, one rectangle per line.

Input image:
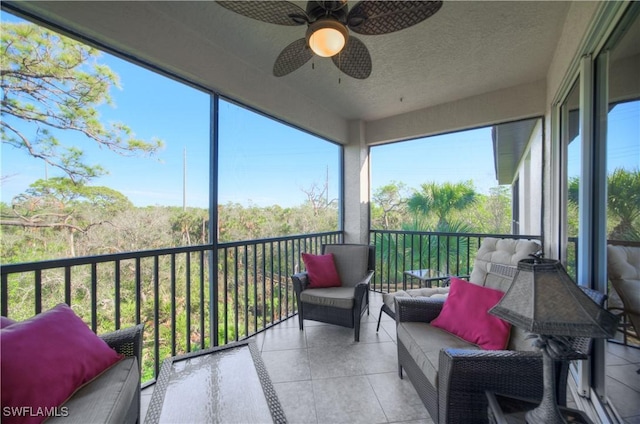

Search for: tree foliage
xmin=607 ymin=168 xmax=640 ymax=240
xmin=568 ymin=168 xmax=640 ymax=240
xmin=463 ymin=186 xmax=512 ymax=234
xmin=1 ymin=22 xmax=163 ymax=183
xmin=371 ymin=180 xmax=512 ymax=234
xmin=3 ymin=178 xmax=133 ymax=256
xmin=407 ymin=181 xmax=477 ymax=227
xmin=300 ymin=178 xmax=337 ymax=217
xmin=371 ymin=182 xmax=408 ymax=230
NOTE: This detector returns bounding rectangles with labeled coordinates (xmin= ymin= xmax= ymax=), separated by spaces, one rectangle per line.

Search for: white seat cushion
xmin=382 ymin=288 xmax=449 ymax=312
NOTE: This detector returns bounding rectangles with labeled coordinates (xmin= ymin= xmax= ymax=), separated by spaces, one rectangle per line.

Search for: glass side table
xmin=402 ymin=268 xmax=448 ymax=289
xmin=486 ymin=391 xmax=594 ymax=424
xmin=145 ymin=340 xmax=286 ymax=424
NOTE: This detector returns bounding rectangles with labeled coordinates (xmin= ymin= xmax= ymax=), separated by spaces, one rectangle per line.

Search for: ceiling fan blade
xmin=331 ymin=36 xmax=371 ymax=80
xmin=217 ymin=1 xmax=308 ymax=26
xmin=347 ymin=1 xmax=443 ymax=35
xmin=273 ymin=39 xmax=313 ymax=77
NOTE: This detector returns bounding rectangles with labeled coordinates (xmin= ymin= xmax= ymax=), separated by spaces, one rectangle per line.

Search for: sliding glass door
xmin=557 ymin=3 xmax=639 ymax=422
xmin=596 ymin=6 xmax=640 ymax=421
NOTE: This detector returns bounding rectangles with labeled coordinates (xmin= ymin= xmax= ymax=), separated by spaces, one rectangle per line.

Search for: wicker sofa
xmin=48 ymin=324 xmax=144 ymax=423
xmin=395 ymin=238 xmax=551 ymax=424
xmin=395 ymin=239 xmax=605 ymax=424
xmin=1 ymin=315 xmax=144 ymax=424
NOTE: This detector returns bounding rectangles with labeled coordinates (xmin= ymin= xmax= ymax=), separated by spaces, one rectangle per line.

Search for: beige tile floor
xmin=141 ymin=292 xmax=640 ymax=423
xmin=606 ymin=341 xmax=640 ymax=423
xmin=141 ymin=292 xmax=432 ymax=424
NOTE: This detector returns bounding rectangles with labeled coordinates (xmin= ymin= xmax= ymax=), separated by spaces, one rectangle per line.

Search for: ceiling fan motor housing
xmin=306 ymin=1 xmax=349 ymax=21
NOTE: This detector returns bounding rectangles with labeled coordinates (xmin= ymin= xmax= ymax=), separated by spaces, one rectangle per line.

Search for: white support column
xmin=343 ymin=120 xmax=370 ymax=244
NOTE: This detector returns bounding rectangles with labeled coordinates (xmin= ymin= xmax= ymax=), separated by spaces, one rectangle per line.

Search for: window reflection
xmin=562 ymin=80 xmax=581 ymax=280
xmin=603 ymin=7 xmax=640 ymax=422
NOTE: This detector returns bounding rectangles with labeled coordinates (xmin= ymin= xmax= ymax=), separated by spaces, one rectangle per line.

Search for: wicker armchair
xmin=292 ymin=244 xmax=374 ymax=341
xmin=607 ymin=244 xmax=640 ymax=345
xmin=396 ymin=277 xmax=606 ymax=424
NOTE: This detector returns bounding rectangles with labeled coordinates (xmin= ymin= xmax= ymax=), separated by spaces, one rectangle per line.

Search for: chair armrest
xmin=439 ymin=348 xmax=543 ymax=390
xmin=395 ymin=296 xmax=445 ymax=323
xmin=291 ymin=272 xmax=310 ymax=296
xmin=437 ymin=348 xmax=570 ymax=422
xmin=100 ymin=324 xmax=144 ymax=373
xmin=359 ymin=270 xmax=374 ymax=286
xmin=354 ymin=279 xmax=370 ymax=300
xmin=438 ymin=348 xmax=546 ymax=423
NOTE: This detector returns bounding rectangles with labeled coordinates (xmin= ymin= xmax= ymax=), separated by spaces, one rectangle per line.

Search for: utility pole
xmin=183 ymin=147 xmax=187 ymax=211
xmin=326 ymin=165 xmax=329 ymax=205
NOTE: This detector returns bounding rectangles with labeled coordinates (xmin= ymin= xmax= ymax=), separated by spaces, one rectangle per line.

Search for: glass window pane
xmin=602 ymin=8 xmax=640 ymax=418
xmin=1 ymin=12 xmax=210 ymax=262
xmin=217 ymin=99 xmax=340 ymax=242
xmin=607 ymin=100 xmax=640 ymax=241
xmin=370 ymin=121 xmax=542 ymax=235
xmin=562 ymin=80 xmax=581 ymax=279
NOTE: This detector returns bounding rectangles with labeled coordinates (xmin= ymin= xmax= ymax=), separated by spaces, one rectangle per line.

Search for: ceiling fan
xmin=217 ymin=1 xmax=443 ymax=79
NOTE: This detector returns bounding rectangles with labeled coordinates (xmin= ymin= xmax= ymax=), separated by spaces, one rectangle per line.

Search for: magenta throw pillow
xmin=0 ymin=316 xmax=15 ymax=329
xmin=0 ymin=303 xmax=123 ymax=424
xmin=431 ymin=277 xmax=511 ymax=350
xmin=302 ymin=253 xmax=342 ymax=288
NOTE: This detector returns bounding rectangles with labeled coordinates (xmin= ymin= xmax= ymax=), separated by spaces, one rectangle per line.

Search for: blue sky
xmin=371 ymin=127 xmax=498 ymax=195
xmin=1 ymin=11 xmax=344 ymax=208
xmin=2 ymin=12 xmax=638 ymax=209
xmin=217 ymin=101 xmax=341 ymax=207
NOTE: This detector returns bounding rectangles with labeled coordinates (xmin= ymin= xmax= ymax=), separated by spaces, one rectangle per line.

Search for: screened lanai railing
xmin=2 ymin=230 xmax=545 ymax=384
xmin=1 ymin=232 xmax=341 ymax=383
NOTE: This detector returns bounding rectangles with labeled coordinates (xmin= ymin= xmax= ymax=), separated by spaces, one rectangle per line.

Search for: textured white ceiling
xmin=6 ymin=1 xmax=571 ymax=136
xmin=201 ymin=0 xmax=571 ymax=121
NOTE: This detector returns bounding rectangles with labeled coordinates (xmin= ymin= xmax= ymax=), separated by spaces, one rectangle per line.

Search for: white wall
xmin=363 ymin=79 xmax=547 ymax=146
xmin=343 ymin=1 xmax=605 ymax=246
xmin=517 ymin=119 xmax=543 ymax=236
xmin=343 ymin=121 xmax=370 ymax=244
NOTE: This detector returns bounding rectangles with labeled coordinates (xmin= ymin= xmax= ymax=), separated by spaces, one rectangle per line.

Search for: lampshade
xmin=306 ymin=19 xmax=348 ymax=57
xmin=489 ymin=258 xmax=619 ymax=339
xmin=489 ymin=258 xmax=618 ymax=424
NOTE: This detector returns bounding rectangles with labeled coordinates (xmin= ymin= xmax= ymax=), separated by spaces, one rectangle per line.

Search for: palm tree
xmin=407 ymin=181 xmax=477 ymax=227
xmin=569 ymin=169 xmax=640 ymax=240
xmin=607 ymin=168 xmax=640 ymax=240
xmin=372 ymin=217 xmax=475 ymax=291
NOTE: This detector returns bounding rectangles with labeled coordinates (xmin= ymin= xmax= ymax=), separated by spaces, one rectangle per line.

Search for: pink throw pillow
xmin=1 ymin=303 xmax=123 ymax=424
xmin=431 ymin=277 xmax=511 ymax=350
xmin=302 ymin=253 xmax=342 ymax=288
xmin=0 ymin=316 xmax=15 ymax=329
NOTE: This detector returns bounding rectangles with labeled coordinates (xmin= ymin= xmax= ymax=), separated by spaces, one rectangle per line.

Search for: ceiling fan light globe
xmin=306 ymin=19 xmax=348 ymax=57
xmin=309 ymin=28 xmax=345 ymax=57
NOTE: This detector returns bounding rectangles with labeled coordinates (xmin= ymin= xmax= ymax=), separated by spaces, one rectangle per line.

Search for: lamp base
xmin=486 ymin=392 xmax=593 ymax=424
xmin=525 ymin=341 xmax=566 ymax=424
xmin=525 ymin=402 xmax=566 ymax=424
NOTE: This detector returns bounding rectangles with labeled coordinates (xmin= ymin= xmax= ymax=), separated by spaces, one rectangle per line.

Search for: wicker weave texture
xmin=100 ymin=324 xmax=144 ymax=361
xmin=438 ymin=349 xmax=545 ymax=423
xmin=396 ymin=296 xmax=445 ymax=323
xmin=395 ymin=287 xmax=605 ymax=423
xmin=99 ymin=324 xmax=144 ymax=423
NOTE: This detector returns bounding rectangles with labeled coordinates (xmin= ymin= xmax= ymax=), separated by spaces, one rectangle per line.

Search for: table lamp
xmin=489 ymin=258 xmax=619 ymax=424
